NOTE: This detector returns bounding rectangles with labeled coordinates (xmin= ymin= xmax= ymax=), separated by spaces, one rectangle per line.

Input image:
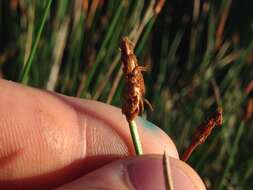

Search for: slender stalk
xmin=215 ymin=0 xmax=232 ymax=49
xmin=46 ymin=18 xmax=69 ymax=91
xmin=24 ymin=1 xmax=35 ymax=65
xmin=163 ymin=151 xmax=174 ymax=190
xmin=181 ymin=142 xmax=199 ymax=162
xmin=18 ymin=0 xmax=52 ymax=84
xmin=128 ymin=120 xmax=143 ymax=155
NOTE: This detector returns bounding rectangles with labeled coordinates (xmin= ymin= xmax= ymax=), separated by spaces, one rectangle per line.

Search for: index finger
xmin=0 ymin=79 xmax=178 ymax=189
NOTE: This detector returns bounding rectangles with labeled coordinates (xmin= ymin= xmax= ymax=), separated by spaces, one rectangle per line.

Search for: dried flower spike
xmin=181 ymin=108 xmax=223 ymax=162
xmin=120 ymin=37 xmax=152 ymax=155
xmin=120 ymin=37 xmax=152 ymax=122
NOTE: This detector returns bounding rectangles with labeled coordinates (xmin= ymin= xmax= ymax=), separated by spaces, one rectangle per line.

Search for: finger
xmin=56 ymin=155 xmax=206 ymax=190
xmin=0 ymin=79 xmax=178 ymax=189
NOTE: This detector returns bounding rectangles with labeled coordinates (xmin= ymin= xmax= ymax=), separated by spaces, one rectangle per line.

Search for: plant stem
xmin=163 ymin=151 xmax=174 ymax=190
xmin=181 ymin=142 xmax=199 ymax=162
xmin=18 ymin=0 xmax=52 ymax=84
xmin=128 ymin=120 xmax=143 ymax=155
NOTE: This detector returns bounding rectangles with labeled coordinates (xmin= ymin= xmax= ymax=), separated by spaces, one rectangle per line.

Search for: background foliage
xmin=1 ymin=0 xmax=253 ymax=189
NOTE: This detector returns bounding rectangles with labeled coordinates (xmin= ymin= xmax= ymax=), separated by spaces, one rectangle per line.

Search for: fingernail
xmin=126 ymin=157 xmax=198 ymax=190
xmin=136 ymin=116 xmax=158 ymax=131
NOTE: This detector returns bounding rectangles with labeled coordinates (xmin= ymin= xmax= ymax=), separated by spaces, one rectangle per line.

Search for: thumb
xmin=56 ymin=155 xmax=206 ymax=190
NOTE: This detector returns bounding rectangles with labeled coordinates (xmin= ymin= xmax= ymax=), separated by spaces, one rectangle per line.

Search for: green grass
xmin=18 ymin=0 xmax=52 ymax=84
xmin=1 ymin=0 xmax=253 ymax=189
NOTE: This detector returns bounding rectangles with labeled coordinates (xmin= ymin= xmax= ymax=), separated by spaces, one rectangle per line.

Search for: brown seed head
xmin=120 ymin=37 xmax=151 ymax=122
xmin=194 ymin=108 xmax=223 ymax=145
xmin=181 ymin=108 xmax=223 ymax=161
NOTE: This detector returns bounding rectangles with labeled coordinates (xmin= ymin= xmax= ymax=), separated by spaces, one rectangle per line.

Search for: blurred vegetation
xmin=0 ymin=0 xmax=253 ymax=189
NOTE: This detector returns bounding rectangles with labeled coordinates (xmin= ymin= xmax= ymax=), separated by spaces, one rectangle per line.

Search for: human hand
xmin=0 ymin=79 xmax=206 ymax=190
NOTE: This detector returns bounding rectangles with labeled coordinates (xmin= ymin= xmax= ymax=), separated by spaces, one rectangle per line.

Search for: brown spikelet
xmin=181 ymin=108 xmax=223 ymax=161
xmin=120 ymin=37 xmax=152 ymax=122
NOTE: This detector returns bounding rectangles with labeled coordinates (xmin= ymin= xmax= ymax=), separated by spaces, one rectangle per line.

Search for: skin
xmin=0 ymin=79 xmax=206 ymax=190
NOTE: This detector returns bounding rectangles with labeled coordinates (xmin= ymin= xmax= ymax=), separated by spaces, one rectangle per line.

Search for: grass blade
xmin=18 ymin=0 xmax=52 ymax=84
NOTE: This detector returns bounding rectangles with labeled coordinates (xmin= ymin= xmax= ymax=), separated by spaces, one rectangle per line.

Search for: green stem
xmin=129 ymin=120 xmax=143 ymax=155
xmin=19 ymin=0 xmax=52 ymax=84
